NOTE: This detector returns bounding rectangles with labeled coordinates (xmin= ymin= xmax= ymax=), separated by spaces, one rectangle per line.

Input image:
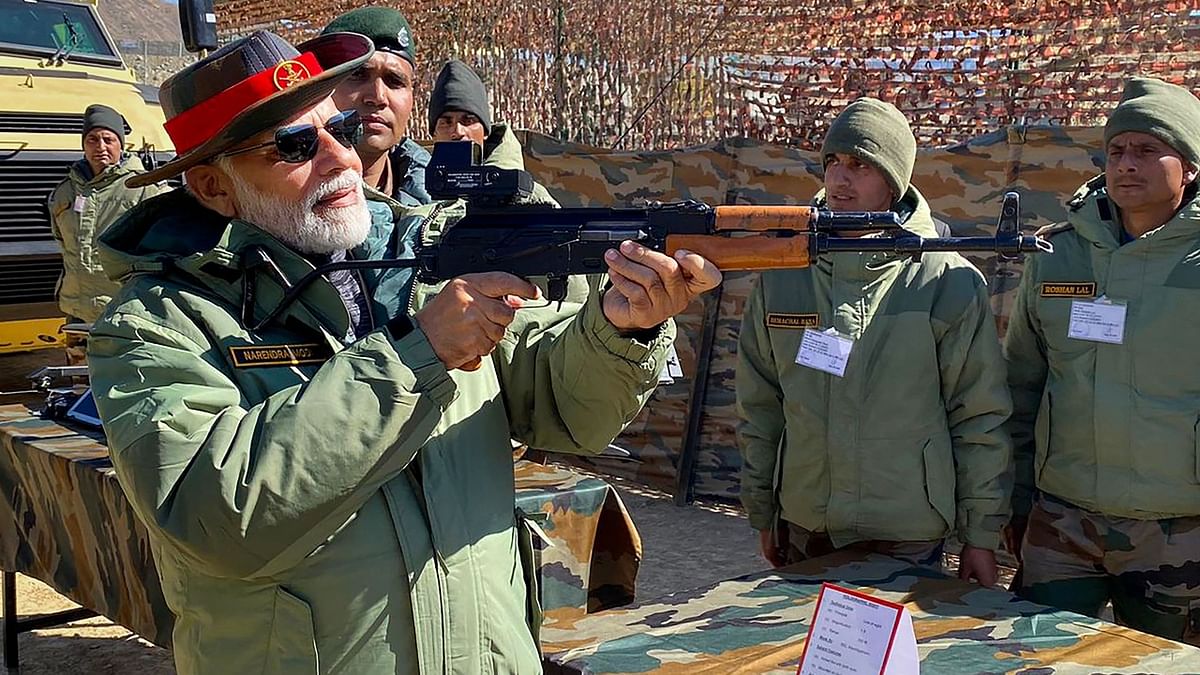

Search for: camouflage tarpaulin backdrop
xmin=511 ymin=125 xmax=1105 ymax=500
xmin=212 ymin=1 xmax=1199 ymax=150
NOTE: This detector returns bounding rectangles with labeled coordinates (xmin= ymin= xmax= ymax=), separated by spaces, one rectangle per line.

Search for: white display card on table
xmin=797 ymin=583 xmax=919 ymax=675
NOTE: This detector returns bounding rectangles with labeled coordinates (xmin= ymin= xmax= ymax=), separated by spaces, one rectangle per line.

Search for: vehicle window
xmin=0 ymin=0 xmax=117 ymax=59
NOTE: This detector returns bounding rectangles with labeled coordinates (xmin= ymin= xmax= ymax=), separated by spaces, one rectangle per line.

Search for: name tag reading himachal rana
xmin=796 ymin=328 xmax=854 ymax=377
xmin=1067 ymin=295 xmax=1126 ymax=345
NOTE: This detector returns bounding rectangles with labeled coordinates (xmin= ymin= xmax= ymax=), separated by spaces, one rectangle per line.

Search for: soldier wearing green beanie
xmin=1005 ymin=76 xmax=1200 ymax=646
xmin=738 ymin=97 xmax=1012 ymax=587
xmin=324 ymin=7 xmax=430 ymax=206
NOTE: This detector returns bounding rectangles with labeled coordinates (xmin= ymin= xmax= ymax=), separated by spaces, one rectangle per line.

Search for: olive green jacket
xmin=736 ymin=187 xmax=1013 ymax=551
xmin=482 ymin=122 xmax=559 ymax=207
xmin=1005 ymin=177 xmax=1200 ymax=520
xmin=88 ymin=189 xmax=673 ymax=674
xmin=47 ymin=155 xmax=163 ymax=322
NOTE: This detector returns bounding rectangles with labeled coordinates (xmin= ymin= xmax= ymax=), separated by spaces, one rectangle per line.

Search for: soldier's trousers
xmin=1018 ymin=492 xmax=1200 ymax=646
xmin=784 ymin=522 xmax=944 ymax=570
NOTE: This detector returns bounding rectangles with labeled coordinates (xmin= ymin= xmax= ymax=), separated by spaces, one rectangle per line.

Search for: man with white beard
xmin=86 ymin=31 xmax=721 ymax=675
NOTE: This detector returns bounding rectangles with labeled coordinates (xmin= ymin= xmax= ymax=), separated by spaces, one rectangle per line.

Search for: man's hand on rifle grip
xmin=414 ymin=273 xmax=541 ymax=371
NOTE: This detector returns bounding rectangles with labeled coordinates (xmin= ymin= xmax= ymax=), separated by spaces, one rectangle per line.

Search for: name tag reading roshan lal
xmin=1068 ymin=295 xmax=1126 ymax=345
xmin=796 ymin=328 xmax=854 ymax=377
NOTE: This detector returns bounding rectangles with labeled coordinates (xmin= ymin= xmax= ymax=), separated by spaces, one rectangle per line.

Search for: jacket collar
xmin=1067 ymin=175 xmax=1200 ymax=249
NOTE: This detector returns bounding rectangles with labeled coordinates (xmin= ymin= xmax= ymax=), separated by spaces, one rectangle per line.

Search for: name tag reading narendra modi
xmin=228 ymin=343 xmax=334 ymax=368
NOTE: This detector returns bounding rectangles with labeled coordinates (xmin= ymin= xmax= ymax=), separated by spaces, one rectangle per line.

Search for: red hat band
xmin=164 ymin=51 xmax=325 ymax=155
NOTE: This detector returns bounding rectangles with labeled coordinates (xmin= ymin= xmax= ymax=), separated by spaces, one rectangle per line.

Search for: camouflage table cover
xmin=541 ymin=550 xmax=1200 ymax=674
xmin=0 ymin=404 xmax=638 ymax=648
xmin=513 ymin=461 xmax=642 ymax=620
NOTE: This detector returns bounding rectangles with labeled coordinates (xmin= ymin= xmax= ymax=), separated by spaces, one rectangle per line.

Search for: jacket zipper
xmin=406 ymin=203 xmax=452 ymax=673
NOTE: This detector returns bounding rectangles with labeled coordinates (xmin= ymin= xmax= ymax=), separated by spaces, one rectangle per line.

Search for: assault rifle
xmin=240 ymin=141 xmax=1052 ymax=330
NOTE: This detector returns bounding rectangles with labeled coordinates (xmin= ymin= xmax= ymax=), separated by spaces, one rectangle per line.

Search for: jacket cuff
xmin=389 ymin=326 xmax=457 ymax=408
xmin=583 ymin=292 xmax=674 ymax=366
xmin=746 ymin=510 xmax=776 ymax=532
xmin=961 ymin=526 xmax=1001 ymax=552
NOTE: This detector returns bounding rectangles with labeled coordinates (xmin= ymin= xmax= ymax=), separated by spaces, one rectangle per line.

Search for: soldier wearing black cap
xmin=428 ymin=58 xmax=559 ymax=208
xmin=47 ymin=104 xmax=163 ymax=326
xmin=323 ymin=7 xmax=430 ymax=206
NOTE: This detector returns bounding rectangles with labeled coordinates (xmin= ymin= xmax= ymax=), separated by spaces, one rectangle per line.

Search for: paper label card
xmin=72 ymin=195 xmax=87 ymax=213
xmin=1067 ymin=296 xmax=1126 ymax=345
xmin=658 ymin=344 xmax=685 ymax=384
xmin=797 ymin=583 xmax=919 ymax=675
xmin=796 ymin=328 xmax=854 ymax=377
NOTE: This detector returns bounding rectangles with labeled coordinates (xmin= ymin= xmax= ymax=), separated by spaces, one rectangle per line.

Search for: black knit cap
xmin=83 ymin=104 xmax=126 ymax=146
xmin=428 ymin=59 xmax=492 ymax=136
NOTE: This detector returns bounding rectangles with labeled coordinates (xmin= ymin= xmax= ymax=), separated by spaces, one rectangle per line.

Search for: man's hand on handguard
xmin=602 ymin=241 xmax=722 ymax=331
xmin=414 ymin=272 xmax=541 ymax=370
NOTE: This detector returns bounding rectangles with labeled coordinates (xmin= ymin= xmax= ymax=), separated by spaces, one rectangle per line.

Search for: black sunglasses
xmin=222 ymin=110 xmax=363 ymax=163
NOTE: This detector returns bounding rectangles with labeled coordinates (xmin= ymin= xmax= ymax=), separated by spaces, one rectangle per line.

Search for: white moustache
xmin=309 ymin=170 xmax=364 ymax=209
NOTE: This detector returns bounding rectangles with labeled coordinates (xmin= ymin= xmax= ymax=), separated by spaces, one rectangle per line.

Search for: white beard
xmin=221 ymin=160 xmax=371 ymax=254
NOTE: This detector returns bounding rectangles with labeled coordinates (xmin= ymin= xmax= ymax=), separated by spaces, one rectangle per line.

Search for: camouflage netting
xmin=214 ymin=0 xmax=1200 ymax=150
xmin=210 ymin=0 xmax=1195 ymax=499
xmin=512 ymin=125 xmax=1104 ymax=501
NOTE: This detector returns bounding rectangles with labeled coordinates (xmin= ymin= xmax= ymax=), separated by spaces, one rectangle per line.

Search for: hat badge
xmin=397 ymin=27 xmax=410 ymax=49
xmin=272 ymin=60 xmax=312 ymax=91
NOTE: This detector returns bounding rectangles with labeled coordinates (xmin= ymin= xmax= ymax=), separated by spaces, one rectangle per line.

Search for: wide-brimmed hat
xmin=128 ymin=30 xmax=373 ymax=188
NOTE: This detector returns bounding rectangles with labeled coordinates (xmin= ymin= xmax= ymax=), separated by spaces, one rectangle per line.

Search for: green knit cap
xmin=323 ymin=7 xmax=415 ymax=66
xmin=1104 ymin=76 xmax=1200 ymax=166
xmin=821 ymin=98 xmax=916 ymax=199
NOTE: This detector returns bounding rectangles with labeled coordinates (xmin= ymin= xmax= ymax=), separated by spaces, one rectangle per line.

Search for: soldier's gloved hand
xmin=602 ymin=241 xmax=722 ymax=331
xmin=414 ymin=272 xmax=541 ymax=370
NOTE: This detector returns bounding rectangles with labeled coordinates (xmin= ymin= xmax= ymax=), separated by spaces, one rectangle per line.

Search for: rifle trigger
xmin=546 ymin=277 xmax=569 ymax=303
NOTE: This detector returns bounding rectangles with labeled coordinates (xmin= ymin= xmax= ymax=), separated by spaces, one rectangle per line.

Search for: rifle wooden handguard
xmin=666 ymin=234 xmax=812 ymax=271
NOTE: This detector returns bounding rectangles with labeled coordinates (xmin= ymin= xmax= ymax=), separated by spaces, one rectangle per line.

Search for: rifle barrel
xmin=819 ymin=234 xmax=1052 ymax=254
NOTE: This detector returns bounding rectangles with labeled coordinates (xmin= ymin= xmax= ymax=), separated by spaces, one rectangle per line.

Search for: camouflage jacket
xmin=1005 ymin=176 xmax=1200 ymax=520
xmin=87 ymin=189 xmax=673 ymax=674
xmin=736 ymin=187 xmax=1013 ymax=551
xmin=388 ymin=137 xmax=431 ymax=206
xmin=48 ymin=154 xmax=163 ymax=322
xmin=482 ymin=122 xmax=560 ymax=206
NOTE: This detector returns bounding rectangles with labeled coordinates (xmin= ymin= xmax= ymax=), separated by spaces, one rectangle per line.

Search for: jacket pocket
xmin=515 ymin=508 xmax=547 ymax=650
xmin=922 ymin=436 xmax=956 ymax=531
xmin=264 ymin=586 xmax=319 ymax=675
xmin=1034 ymin=390 xmax=1052 ymax=482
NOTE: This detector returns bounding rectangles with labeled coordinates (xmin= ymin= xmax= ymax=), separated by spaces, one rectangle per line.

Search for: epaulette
xmin=1035 ymin=221 xmax=1075 ymax=237
xmin=1066 ymin=175 xmax=1107 ymax=212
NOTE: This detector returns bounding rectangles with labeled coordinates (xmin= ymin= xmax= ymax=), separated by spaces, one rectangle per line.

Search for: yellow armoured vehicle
xmin=0 ymin=0 xmax=175 ymax=356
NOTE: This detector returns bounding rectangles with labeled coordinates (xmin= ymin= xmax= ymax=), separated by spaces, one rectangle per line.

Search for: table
xmin=0 ymin=404 xmax=639 ymax=667
xmin=513 ymin=461 xmax=641 ymax=620
xmin=541 ymin=550 xmax=1200 ymax=674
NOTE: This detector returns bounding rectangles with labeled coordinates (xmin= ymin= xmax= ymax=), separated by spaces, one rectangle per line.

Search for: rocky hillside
xmin=97 ymin=0 xmax=182 ymax=43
